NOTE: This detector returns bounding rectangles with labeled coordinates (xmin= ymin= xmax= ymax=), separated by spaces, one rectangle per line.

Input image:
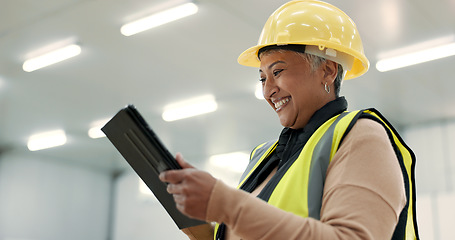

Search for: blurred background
xmin=0 ymin=0 xmax=454 ymax=239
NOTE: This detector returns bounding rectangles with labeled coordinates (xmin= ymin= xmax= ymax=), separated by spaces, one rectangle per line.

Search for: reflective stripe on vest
xmin=362 ymin=109 xmax=419 ymax=240
xmin=260 ymin=111 xmax=354 ymax=218
xmin=214 ymin=109 xmax=419 ymax=240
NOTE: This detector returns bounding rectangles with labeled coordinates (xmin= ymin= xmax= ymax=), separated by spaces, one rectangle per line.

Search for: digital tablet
xmin=101 ymin=105 xmax=206 ymax=229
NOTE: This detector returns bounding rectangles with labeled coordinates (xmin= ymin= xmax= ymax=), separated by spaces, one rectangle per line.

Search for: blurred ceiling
xmin=0 ymin=0 xmax=454 ymax=173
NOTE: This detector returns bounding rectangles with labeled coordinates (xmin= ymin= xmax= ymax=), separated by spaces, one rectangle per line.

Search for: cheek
xmin=291 ymin=85 xmax=314 ymax=110
xmin=266 ymin=99 xmax=275 ymax=108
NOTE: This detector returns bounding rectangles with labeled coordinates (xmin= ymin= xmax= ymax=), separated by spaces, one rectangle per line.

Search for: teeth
xmin=274 ymin=98 xmax=290 ymax=109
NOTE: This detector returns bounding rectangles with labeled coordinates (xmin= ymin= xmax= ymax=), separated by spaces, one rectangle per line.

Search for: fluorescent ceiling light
xmin=88 ymin=127 xmax=105 ymax=139
xmin=162 ymin=94 xmax=218 ymax=122
xmin=23 ymin=44 xmax=81 ymax=72
xmin=209 ymin=152 xmax=249 ymax=173
xmin=121 ymin=2 xmax=198 ymax=36
xmin=0 ymin=75 xmax=5 ymax=89
xmin=139 ymin=179 xmax=153 ymax=195
xmin=376 ymin=40 xmax=455 ymax=72
xmin=88 ymin=119 xmax=110 ymax=139
xmin=138 ymin=179 xmax=159 ymax=202
xmin=88 ymin=125 xmax=106 ymax=139
xmin=27 ymin=130 xmax=67 ymax=151
xmin=255 ymin=82 xmax=264 ymax=99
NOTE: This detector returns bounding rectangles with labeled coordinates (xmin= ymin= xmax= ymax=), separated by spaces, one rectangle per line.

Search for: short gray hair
xmin=259 ymin=49 xmax=344 ymax=96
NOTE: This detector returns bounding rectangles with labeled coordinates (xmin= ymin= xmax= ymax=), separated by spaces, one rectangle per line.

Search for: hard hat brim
xmin=237 ymin=42 xmax=369 ymax=80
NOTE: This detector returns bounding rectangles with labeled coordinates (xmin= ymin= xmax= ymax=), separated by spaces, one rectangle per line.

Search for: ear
xmin=322 ymin=60 xmax=338 ymax=85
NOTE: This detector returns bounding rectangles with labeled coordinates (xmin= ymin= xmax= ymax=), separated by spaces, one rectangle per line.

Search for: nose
xmin=263 ymin=78 xmax=278 ymax=99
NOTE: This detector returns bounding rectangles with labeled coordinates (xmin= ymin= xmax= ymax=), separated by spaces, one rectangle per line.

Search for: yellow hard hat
xmin=238 ymin=0 xmax=369 ymax=80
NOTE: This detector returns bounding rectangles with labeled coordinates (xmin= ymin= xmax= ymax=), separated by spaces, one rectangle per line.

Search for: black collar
xmin=276 ymin=97 xmax=348 ymax=161
xmin=303 ymin=96 xmax=348 ymax=133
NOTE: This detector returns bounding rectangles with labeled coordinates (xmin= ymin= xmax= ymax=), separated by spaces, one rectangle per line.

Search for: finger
xmin=172 ymin=194 xmax=187 ymax=215
xmin=175 ymin=202 xmax=186 ymax=215
xmin=158 ymin=171 xmax=168 ymax=182
xmin=172 ymin=193 xmax=186 ymax=204
xmin=159 ymin=170 xmax=183 ymax=183
xmin=167 ymin=183 xmax=177 ymax=194
xmin=175 ymin=153 xmax=194 ymax=169
xmin=167 ymin=183 xmax=186 ymax=195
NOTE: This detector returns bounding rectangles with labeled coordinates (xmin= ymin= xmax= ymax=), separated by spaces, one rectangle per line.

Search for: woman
xmin=159 ymin=1 xmax=419 ymax=239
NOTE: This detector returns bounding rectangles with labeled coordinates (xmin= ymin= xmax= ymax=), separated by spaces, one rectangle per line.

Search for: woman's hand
xmin=159 ymin=153 xmax=217 ymax=221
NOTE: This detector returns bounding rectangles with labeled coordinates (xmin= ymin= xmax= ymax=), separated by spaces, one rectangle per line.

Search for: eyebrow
xmin=259 ymin=60 xmax=286 ymax=73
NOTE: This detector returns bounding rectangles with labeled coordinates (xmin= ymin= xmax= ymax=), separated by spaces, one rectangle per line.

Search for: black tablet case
xmin=101 ymin=105 xmax=206 ymax=229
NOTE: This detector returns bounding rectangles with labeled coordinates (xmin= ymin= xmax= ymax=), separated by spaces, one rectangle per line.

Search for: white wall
xmin=112 ymin=168 xmax=188 ymax=240
xmin=0 ymin=152 xmax=111 ymax=240
xmin=403 ymin=120 xmax=455 ymax=240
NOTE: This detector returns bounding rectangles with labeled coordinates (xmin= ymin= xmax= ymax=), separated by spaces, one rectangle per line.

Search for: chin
xmin=280 ymin=120 xmax=304 ymax=129
xmin=279 ymin=120 xmax=292 ymax=128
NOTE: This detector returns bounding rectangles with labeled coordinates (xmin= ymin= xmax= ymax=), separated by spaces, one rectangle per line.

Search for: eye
xmin=259 ymin=73 xmax=266 ymax=83
xmin=273 ymin=69 xmax=284 ymax=76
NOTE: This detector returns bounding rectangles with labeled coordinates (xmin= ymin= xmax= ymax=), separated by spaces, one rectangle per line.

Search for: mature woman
xmin=159 ymin=1 xmax=419 ymax=239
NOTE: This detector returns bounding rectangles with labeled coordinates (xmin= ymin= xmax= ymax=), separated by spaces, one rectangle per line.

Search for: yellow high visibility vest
xmin=214 ymin=109 xmax=419 ymax=240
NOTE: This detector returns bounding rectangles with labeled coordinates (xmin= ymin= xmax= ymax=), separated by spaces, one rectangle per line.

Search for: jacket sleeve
xmin=205 ymin=119 xmax=406 ymax=240
xmin=181 ymin=223 xmax=214 ymax=240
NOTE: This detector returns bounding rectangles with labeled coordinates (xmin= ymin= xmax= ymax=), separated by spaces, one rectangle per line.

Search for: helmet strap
xmin=257 ymin=44 xmax=306 ymax=59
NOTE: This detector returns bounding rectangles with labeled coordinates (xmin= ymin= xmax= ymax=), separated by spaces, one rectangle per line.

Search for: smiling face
xmin=259 ymin=50 xmax=337 ymax=129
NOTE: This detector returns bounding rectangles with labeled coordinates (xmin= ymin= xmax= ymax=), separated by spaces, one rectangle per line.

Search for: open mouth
xmin=274 ymin=97 xmax=291 ymax=112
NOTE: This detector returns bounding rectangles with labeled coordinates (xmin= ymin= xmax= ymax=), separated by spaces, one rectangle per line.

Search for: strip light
xmin=255 ymin=82 xmax=264 ymax=100
xmin=209 ymin=152 xmax=249 ymax=173
xmin=88 ymin=119 xmax=110 ymax=139
xmin=23 ymin=44 xmax=81 ymax=72
xmin=376 ymin=42 xmax=455 ymax=72
xmin=138 ymin=179 xmax=159 ymax=202
xmin=121 ymin=2 xmax=198 ymax=36
xmin=139 ymin=179 xmax=153 ymax=195
xmin=162 ymin=94 xmax=218 ymax=122
xmin=88 ymin=127 xmax=104 ymax=139
xmin=27 ymin=130 xmax=67 ymax=151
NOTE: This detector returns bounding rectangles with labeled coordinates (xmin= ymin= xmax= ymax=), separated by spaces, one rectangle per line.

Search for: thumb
xmin=175 ymin=153 xmax=194 ymax=169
